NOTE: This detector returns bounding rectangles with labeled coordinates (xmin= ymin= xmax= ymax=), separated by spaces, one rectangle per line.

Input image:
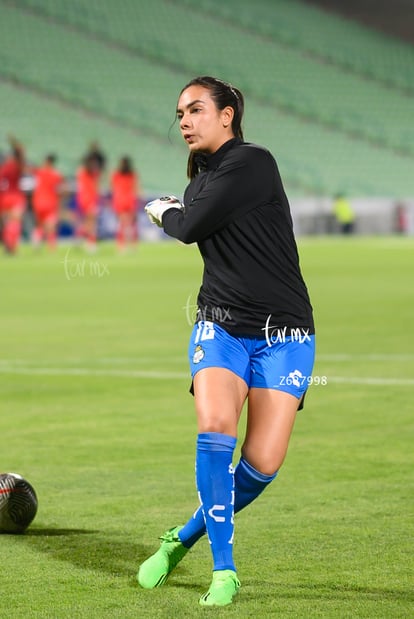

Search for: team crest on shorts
xmin=193 ymin=345 xmax=205 ymax=364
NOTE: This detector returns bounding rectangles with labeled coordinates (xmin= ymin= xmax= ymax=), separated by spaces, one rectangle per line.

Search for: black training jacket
xmin=162 ymin=138 xmax=314 ymax=337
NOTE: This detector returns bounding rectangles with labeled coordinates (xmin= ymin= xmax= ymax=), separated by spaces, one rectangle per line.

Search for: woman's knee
xmin=240 ymin=445 xmax=286 ymax=477
xmin=193 ymin=367 xmax=247 ymax=435
xmin=196 ymin=406 xmax=238 ymax=436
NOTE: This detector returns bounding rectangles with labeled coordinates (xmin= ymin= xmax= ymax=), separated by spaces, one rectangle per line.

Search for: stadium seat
xmin=1 ymin=0 xmax=413 ymax=197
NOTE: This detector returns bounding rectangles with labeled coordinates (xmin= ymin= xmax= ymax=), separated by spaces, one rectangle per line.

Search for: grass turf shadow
xmin=12 ymin=526 xmax=163 ymax=579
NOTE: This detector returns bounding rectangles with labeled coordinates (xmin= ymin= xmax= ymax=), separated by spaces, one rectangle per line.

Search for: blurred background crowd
xmin=0 ymin=136 xmax=142 ymax=253
xmin=1 ymin=0 xmax=414 ymax=254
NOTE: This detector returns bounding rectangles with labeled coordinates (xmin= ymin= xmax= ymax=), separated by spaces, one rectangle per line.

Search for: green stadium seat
xmin=1 ymin=0 xmax=413 ymax=197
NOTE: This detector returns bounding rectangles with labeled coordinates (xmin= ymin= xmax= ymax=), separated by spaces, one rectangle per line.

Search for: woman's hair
xmin=179 ymin=76 xmax=244 ymax=179
xmin=46 ymin=154 xmax=57 ymax=165
xmin=118 ymin=155 xmax=133 ymax=174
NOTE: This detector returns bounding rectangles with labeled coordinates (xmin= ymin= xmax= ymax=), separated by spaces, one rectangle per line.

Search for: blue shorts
xmin=188 ymin=320 xmax=315 ymax=400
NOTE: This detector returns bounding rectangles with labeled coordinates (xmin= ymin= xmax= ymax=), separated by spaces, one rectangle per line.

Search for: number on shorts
xmin=194 ymin=321 xmax=215 ymax=343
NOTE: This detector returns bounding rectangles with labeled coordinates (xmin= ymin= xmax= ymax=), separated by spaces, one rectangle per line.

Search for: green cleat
xmin=137 ymin=526 xmax=189 ymax=589
xmin=199 ymin=569 xmax=241 ymax=607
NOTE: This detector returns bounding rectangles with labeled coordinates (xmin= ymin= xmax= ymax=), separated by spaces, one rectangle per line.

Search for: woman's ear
xmin=222 ymin=106 xmax=235 ymax=129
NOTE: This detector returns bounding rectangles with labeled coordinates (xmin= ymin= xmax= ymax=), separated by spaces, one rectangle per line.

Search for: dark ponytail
xmin=179 ymin=76 xmax=244 ymax=179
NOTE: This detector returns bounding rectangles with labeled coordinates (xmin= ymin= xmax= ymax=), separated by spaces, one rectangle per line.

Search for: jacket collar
xmin=194 ymin=137 xmax=242 ymax=172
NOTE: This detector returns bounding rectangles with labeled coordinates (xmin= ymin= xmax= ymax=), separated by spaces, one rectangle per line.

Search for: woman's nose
xmin=180 ymin=113 xmax=190 ymax=130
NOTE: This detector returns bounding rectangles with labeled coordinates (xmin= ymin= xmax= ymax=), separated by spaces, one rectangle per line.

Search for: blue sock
xmin=234 ymin=456 xmax=278 ymax=509
xmin=194 ymin=432 xmax=236 ymax=571
xmin=179 ymin=455 xmax=277 ymax=549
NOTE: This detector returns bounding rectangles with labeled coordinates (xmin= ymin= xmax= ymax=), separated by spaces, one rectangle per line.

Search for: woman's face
xmin=176 ymin=85 xmax=234 ymax=155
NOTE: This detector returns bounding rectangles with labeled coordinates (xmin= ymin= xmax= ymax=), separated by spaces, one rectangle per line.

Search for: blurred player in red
xmin=0 ymin=136 xmax=26 ymax=254
xmin=32 ymin=154 xmax=64 ymax=250
xmin=76 ymin=153 xmax=101 ymax=251
xmin=111 ymin=156 xmax=139 ymax=252
xmin=86 ymin=141 xmax=106 ymax=177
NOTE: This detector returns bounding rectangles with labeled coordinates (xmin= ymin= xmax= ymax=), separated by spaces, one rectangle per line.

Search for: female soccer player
xmin=32 ymin=154 xmax=65 ymax=250
xmin=110 ymin=156 xmax=139 ymax=252
xmin=75 ymin=153 xmax=101 ymax=251
xmin=138 ymin=76 xmax=315 ymax=607
xmin=0 ymin=136 xmax=26 ymax=254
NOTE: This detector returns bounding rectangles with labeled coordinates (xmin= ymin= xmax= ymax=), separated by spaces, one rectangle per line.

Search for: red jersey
xmin=111 ymin=171 xmax=137 ymax=213
xmin=33 ymin=165 xmax=63 ymax=214
xmin=76 ymin=167 xmax=99 ymax=213
xmin=0 ymin=157 xmax=25 ymax=211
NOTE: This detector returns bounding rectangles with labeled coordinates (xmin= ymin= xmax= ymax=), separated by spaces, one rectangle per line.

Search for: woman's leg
xmin=241 ymin=388 xmax=300 ymax=475
xmin=84 ymin=212 xmax=97 ymax=250
xmin=192 ymin=368 xmax=246 ymax=606
xmin=178 ymin=455 xmax=278 ymax=547
xmin=2 ymin=206 xmax=23 ymax=254
xmin=178 ymin=388 xmax=298 ymax=547
xmin=137 ymin=367 xmax=247 ymax=603
xmin=193 ymin=367 xmax=247 ymax=567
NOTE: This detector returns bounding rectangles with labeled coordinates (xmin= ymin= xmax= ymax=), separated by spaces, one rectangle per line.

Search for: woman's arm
xmin=163 ymin=146 xmax=275 ymax=244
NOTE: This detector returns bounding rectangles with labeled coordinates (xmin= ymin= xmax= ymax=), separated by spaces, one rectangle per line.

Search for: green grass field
xmin=1 ymin=237 xmax=413 ymax=618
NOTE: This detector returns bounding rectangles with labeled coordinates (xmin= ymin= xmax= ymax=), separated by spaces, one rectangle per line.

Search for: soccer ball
xmin=0 ymin=473 xmax=38 ymax=533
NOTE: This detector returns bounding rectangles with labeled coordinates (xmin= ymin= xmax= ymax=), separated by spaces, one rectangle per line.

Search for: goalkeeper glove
xmin=144 ymin=196 xmax=183 ymax=227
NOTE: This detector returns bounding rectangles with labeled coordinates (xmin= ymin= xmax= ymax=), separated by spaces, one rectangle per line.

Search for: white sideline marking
xmin=0 ymin=366 xmax=187 ymax=379
xmin=318 ymin=353 xmax=414 ymax=362
xmin=328 ymin=376 xmax=414 ymax=386
xmin=1 ymin=353 xmax=413 ymax=365
xmin=0 ymin=365 xmax=413 ymax=385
